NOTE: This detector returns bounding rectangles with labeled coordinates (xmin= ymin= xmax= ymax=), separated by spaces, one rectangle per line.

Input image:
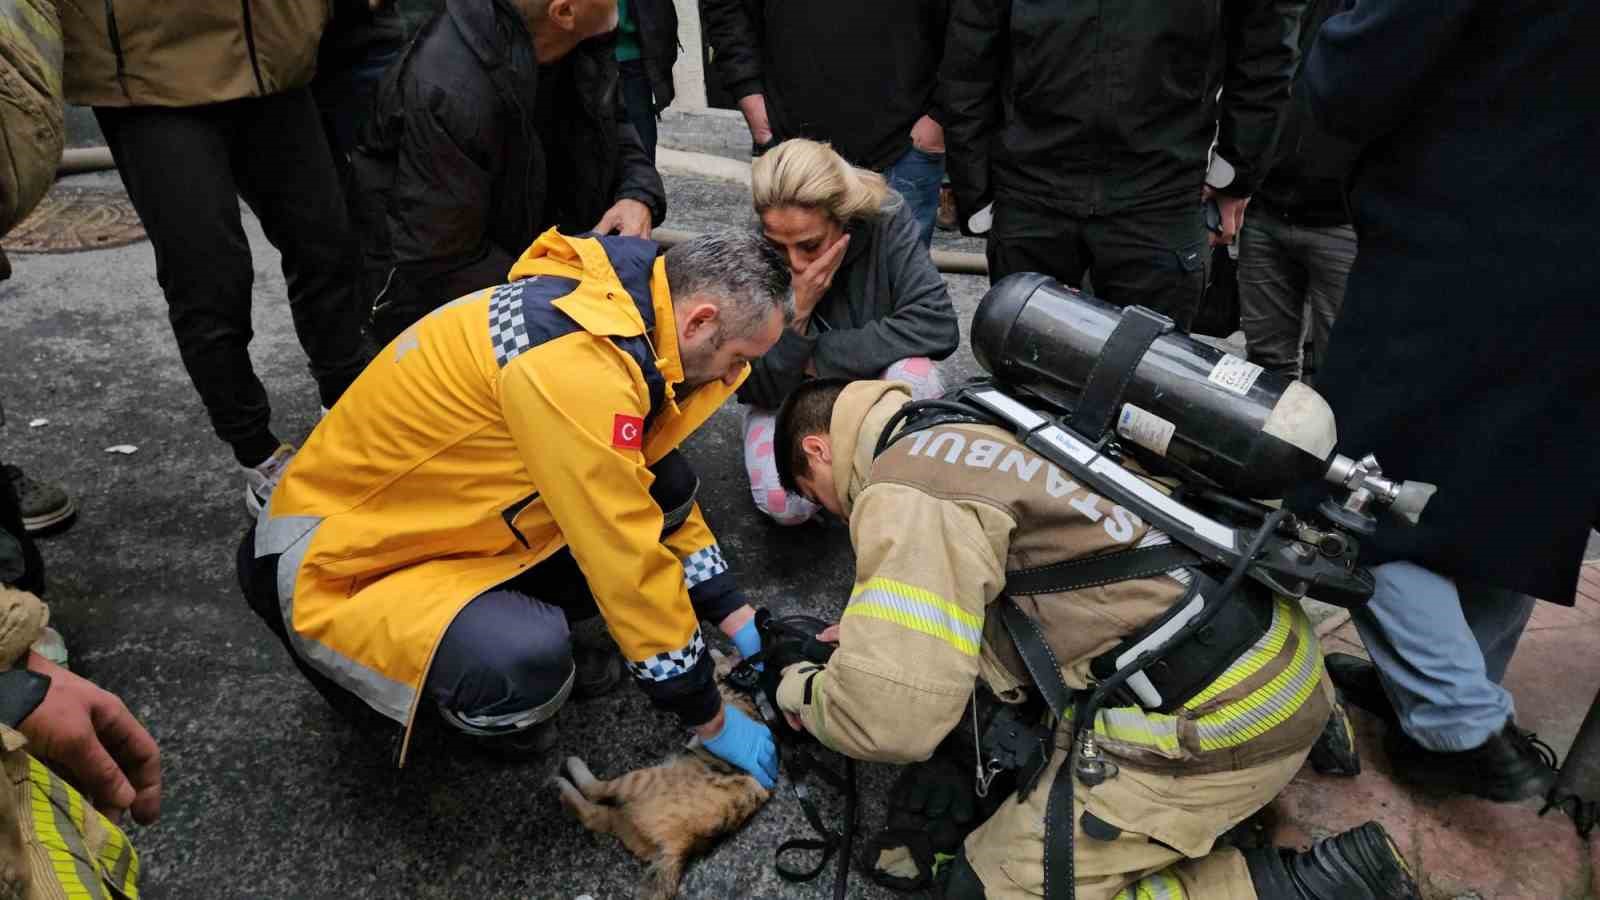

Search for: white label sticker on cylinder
xmin=1208 ymin=355 xmax=1264 ymax=395
xmin=1117 ymin=404 xmax=1177 ymax=457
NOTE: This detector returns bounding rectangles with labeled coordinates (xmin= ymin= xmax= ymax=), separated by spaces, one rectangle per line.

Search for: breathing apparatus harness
xmin=858 ymin=305 xmax=1412 ymax=900
xmin=724 ymin=297 xmax=1433 ymax=899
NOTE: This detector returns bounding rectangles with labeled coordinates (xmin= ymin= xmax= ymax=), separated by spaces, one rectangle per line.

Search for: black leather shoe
xmin=1245 ymin=821 xmax=1419 ymax=900
xmin=1323 ymin=653 xmax=1398 ymax=728
xmin=1385 ymin=722 xmax=1557 ymax=802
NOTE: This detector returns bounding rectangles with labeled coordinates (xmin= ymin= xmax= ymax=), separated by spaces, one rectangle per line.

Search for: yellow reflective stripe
xmin=1195 ymin=601 xmax=1324 ymax=751
xmin=97 ymin=812 xmax=140 ymax=899
xmin=845 ymin=577 xmax=982 ymax=656
xmin=1182 ymin=596 xmax=1294 ymax=708
xmin=1066 ymin=599 xmax=1322 ymax=755
xmin=1095 ymin=707 xmax=1181 ymax=755
xmin=29 ymin=757 xmax=108 ymax=900
xmin=1112 ymin=870 xmax=1186 ymax=900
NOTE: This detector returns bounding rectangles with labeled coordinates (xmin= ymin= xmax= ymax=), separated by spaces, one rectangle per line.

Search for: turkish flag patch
xmin=611 ymin=413 xmax=645 ymax=450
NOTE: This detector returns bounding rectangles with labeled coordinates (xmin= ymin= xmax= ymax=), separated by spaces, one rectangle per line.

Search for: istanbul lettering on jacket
xmin=901 ymin=429 xmax=1142 ymax=543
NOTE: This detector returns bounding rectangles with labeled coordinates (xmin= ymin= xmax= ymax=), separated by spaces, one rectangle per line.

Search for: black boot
xmin=1384 ymin=722 xmax=1557 ymax=802
xmin=570 ymin=620 xmax=624 ymax=700
xmin=1307 ymin=696 xmax=1362 ymax=777
xmin=1244 ymin=821 xmax=1420 ymax=900
xmin=1323 ymin=653 xmax=1398 ymax=728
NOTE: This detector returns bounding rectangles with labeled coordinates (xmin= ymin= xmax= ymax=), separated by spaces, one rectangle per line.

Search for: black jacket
xmin=738 ymin=200 xmax=959 ymax=410
xmin=1295 ymin=0 xmax=1600 ymax=603
xmin=352 ymin=0 xmax=666 ymax=341
xmin=629 ymin=0 xmax=679 ymax=113
xmin=1252 ymin=0 xmax=1359 ymax=226
xmin=940 ymin=0 xmax=1305 ymax=220
xmin=699 ymin=0 xmax=950 ymax=171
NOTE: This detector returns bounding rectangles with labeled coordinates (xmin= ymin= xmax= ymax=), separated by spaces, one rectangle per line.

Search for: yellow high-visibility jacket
xmin=255 ymin=230 xmax=743 ymax=749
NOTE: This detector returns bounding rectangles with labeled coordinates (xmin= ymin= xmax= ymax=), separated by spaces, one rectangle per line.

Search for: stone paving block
xmin=1291 ymin=574 xmax=1600 ymax=900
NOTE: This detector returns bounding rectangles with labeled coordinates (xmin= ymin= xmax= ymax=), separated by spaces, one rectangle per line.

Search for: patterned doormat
xmin=1 ymin=184 xmax=146 ymax=254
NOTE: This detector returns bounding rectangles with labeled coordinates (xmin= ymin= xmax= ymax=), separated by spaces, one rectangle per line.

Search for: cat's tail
xmin=640 ymin=853 xmax=686 ymax=900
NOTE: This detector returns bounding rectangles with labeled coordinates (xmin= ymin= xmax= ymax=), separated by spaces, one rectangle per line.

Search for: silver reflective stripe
xmin=261 ymin=511 xmax=418 ymax=724
xmin=1194 ymin=602 xmax=1322 ymax=750
xmin=437 ymin=664 xmax=574 ymax=735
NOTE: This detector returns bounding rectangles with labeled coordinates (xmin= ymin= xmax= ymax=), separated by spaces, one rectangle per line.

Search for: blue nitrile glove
xmin=702 ymin=704 xmax=778 ymax=789
xmin=732 ymin=617 xmax=763 ymax=670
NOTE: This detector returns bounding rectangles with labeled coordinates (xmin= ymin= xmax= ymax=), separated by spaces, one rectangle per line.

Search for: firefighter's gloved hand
xmin=731 ymin=617 xmax=763 ymax=671
xmin=703 ymin=705 xmax=778 ymax=789
xmin=863 ymin=756 xmax=978 ymax=891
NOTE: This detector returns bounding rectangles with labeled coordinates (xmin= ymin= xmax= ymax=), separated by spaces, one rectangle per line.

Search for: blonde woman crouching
xmin=739 ymin=139 xmax=959 ymax=525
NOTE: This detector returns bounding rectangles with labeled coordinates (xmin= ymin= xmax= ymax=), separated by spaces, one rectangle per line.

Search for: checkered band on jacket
xmin=627 ymin=628 xmax=706 ymax=682
xmin=488 ymin=281 xmax=532 ymax=367
xmin=681 ymin=544 xmax=728 ymax=589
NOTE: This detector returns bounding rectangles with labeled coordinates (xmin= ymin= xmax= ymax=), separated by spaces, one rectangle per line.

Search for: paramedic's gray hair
xmin=665 ymin=230 xmax=794 ymax=338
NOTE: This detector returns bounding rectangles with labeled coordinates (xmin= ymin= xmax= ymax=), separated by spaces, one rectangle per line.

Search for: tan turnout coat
xmin=777 ymin=382 xmax=1332 ymax=898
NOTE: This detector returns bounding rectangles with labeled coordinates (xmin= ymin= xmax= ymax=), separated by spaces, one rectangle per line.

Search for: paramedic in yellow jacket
xmin=237 ymin=229 xmax=790 ymax=785
xmin=769 ymin=379 xmax=1420 ymax=900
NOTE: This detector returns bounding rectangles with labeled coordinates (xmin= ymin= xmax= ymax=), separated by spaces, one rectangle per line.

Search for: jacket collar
xmin=828 ymin=380 xmax=914 ymax=517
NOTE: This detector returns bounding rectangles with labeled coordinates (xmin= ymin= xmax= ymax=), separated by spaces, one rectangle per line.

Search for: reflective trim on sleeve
xmin=626 ymin=627 xmax=706 ymax=682
xmin=844 ymin=576 xmax=982 ymax=657
xmin=681 ymin=544 xmax=728 ymax=589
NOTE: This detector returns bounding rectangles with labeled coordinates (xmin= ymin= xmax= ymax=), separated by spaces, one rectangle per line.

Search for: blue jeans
xmin=884 ymin=145 xmax=944 ymax=248
xmin=1352 ymin=561 xmax=1536 ymax=751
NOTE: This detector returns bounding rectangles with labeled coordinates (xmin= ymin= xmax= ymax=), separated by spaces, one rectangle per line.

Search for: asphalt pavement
xmin=0 ymin=160 xmax=981 ymax=898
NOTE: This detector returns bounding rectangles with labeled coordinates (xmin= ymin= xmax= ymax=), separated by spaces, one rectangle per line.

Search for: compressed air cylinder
xmin=971 ymin=273 xmax=1338 ymax=499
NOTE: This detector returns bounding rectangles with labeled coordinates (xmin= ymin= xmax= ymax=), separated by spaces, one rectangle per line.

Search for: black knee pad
xmin=648 ymin=449 xmax=699 ymax=536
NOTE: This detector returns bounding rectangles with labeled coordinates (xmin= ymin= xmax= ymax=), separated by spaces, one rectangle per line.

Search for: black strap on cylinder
xmin=1005 ymin=543 xmax=1201 ymax=596
xmin=1067 ymin=306 xmax=1174 ymax=441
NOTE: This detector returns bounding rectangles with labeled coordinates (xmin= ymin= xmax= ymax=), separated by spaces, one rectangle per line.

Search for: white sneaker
xmin=242 ymin=443 xmax=296 ymax=517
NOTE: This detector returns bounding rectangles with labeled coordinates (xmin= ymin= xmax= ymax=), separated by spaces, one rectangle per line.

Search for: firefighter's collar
xmin=831 ymin=381 xmax=914 ymax=517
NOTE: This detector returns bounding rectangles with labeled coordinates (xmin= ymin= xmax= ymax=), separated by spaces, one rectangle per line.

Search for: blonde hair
xmin=751 ymin=139 xmax=894 ymax=226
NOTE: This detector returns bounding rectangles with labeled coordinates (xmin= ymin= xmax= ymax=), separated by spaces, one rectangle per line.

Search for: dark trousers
xmin=238 ymin=450 xmax=699 ymax=733
xmin=238 ymin=529 xmax=595 ymax=733
xmin=95 ymin=89 xmax=371 ymax=466
xmin=619 ymin=59 xmax=658 ymax=161
xmin=986 ymin=197 xmax=1208 ymax=331
xmin=1236 ymin=206 xmax=1357 ymax=380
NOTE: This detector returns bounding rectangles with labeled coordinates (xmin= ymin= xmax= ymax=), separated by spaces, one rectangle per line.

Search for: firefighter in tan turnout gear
xmin=769 ymin=378 xmax=1420 ymax=900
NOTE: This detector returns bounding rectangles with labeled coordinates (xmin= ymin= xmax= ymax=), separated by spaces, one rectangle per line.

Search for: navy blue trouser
xmin=240 ymin=451 xmax=700 ymax=735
